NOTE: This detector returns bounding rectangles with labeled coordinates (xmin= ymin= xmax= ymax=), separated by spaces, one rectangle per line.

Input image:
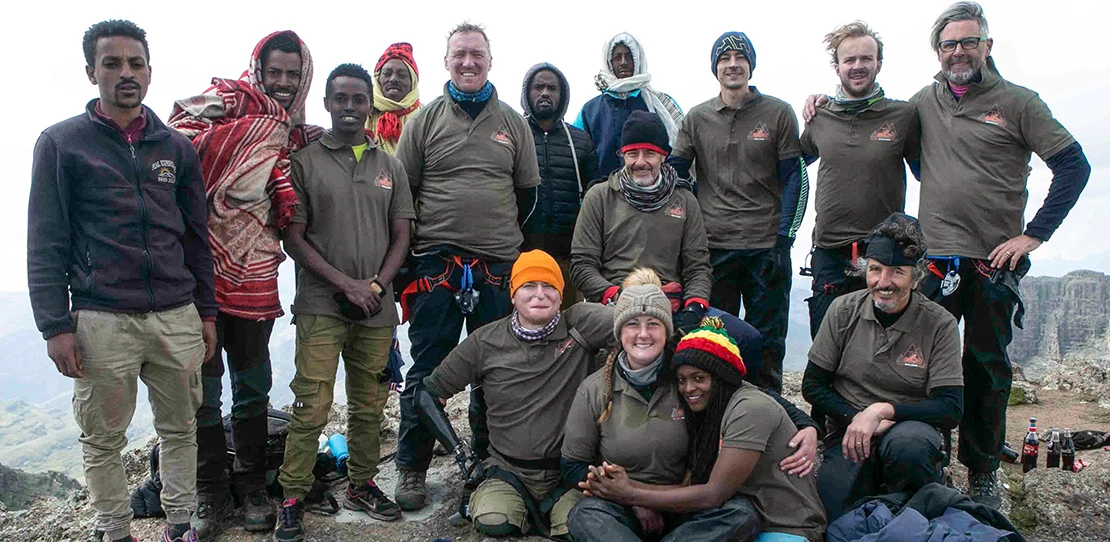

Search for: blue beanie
xmin=711 ymin=32 xmax=756 ymax=76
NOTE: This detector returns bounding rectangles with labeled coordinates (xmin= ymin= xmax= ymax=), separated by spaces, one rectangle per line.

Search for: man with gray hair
xmin=911 ymin=1 xmax=1090 ymax=508
xmin=393 ymin=22 xmax=542 ymax=512
xmin=800 ymin=21 xmax=920 ymax=338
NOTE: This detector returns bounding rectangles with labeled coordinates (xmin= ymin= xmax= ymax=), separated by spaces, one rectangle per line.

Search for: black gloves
xmin=674 ymin=302 xmax=708 ymax=335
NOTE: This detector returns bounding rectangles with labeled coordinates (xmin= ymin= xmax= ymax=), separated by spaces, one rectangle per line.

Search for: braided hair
xmin=682 ymin=376 xmax=739 ymax=485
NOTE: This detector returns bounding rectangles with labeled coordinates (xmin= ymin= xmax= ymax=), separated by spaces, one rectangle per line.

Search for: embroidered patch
xmin=980 ymin=105 xmax=1006 ymax=127
xmin=670 ymin=406 xmax=685 ymax=421
xmin=666 ymin=202 xmax=686 ymax=219
xmin=151 ymin=159 xmax=176 ymax=184
xmin=491 ymin=126 xmax=514 ymax=146
xmin=747 ymin=122 xmax=770 ymax=141
xmin=901 ymin=344 xmax=926 ymax=369
xmin=555 ymin=337 xmax=575 ymax=356
xmin=870 ymin=122 xmax=897 ymax=141
xmin=375 ymin=170 xmax=393 ymax=190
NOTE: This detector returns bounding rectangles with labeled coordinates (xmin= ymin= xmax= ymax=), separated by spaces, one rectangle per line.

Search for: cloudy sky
xmin=6 ymin=0 xmax=1107 ymax=296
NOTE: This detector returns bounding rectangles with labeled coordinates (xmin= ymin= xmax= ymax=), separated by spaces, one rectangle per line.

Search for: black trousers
xmin=817 ymin=420 xmax=943 ymax=521
xmin=195 ymin=313 xmax=275 ymax=500
xmin=806 ymin=244 xmax=867 ymax=339
xmin=395 ymin=253 xmax=512 ymax=472
xmin=709 ymin=247 xmax=791 ymax=392
xmin=921 ymin=257 xmax=1025 ymax=473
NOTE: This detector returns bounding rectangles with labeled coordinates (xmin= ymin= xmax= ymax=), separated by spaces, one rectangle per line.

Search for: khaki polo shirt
xmin=395 ymin=85 xmax=541 ymax=262
xmin=911 ymin=58 xmax=1075 ymax=259
xmin=672 ymin=91 xmax=802 ymax=250
xmin=721 ymin=383 xmax=827 ymax=541
xmin=561 ymin=366 xmax=688 ymax=486
xmin=569 ymin=175 xmax=712 ymax=302
xmin=809 ymin=290 xmax=963 ymax=417
xmin=289 ymin=132 xmax=416 ymax=327
xmin=800 ymin=98 xmax=920 ymax=249
xmin=424 ymin=303 xmax=614 ymax=493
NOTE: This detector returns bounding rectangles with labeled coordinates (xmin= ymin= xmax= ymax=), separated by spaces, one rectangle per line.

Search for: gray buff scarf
xmin=831 ymin=83 xmax=884 ymax=114
xmin=511 ymin=309 xmax=561 ymax=341
xmin=618 ymin=351 xmax=665 ymax=387
xmin=618 ymin=163 xmax=690 ymax=213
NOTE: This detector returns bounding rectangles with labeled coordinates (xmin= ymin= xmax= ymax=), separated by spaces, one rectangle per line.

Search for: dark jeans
xmin=806 ymin=245 xmax=867 ymax=339
xmin=395 ymin=253 xmax=513 ymax=472
xmin=817 ymin=420 xmax=943 ymax=521
xmin=709 ymin=247 xmax=791 ymax=392
xmin=568 ymin=494 xmax=761 ymax=542
xmin=195 ymin=313 xmax=275 ymax=500
xmin=921 ymin=258 xmax=1023 ymax=473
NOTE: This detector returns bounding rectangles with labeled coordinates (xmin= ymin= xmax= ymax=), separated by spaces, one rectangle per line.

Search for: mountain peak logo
xmin=491 ymin=127 xmax=514 ymax=146
xmin=151 ymin=160 xmax=176 ymax=184
xmin=901 ymin=344 xmax=926 ymax=369
xmin=748 ymin=122 xmax=770 ymax=141
xmin=375 ymin=170 xmax=393 ymax=190
xmin=980 ymin=105 xmax=1006 ymax=127
xmin=666 ymin=202 xmax=686 ymax=219
xmin=870 ymin=122 xmax=897 ymax=141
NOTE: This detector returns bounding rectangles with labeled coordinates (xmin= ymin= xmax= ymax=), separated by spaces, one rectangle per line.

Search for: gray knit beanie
xmin=613 ymin=284 xmax=674 ymax=340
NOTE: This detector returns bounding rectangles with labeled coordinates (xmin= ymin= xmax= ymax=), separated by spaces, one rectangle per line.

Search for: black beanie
xmin=620 ymin=110 xmax=671 ymax=155
xmin=711 ymin=32 xmax=756 ymax=76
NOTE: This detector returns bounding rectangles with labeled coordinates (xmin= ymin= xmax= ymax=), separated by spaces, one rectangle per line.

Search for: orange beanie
xmin=511 ymin=250 xmax=565 ymax=298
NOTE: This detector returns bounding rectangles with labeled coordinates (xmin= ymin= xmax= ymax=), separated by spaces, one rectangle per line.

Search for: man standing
xmin=273 ymin=64 xmax=414 ymax=541
xmin=394 ymin=23 xmax=541 ymax=512
xmin=574 ymin=33 xmax=683 ymax=178
xmin=368 ymin=42 xmax=421 ymax=155
xmin=912 ymin=2 xmax=1090 ymax=508
xmin=670 ymin=32 xmax=807 ymax=392
xmin=521 ymin=62 xmax=600 ymax=308
xmin=169 ymin=30 xmax=321 ymax=537
xmin=800 ymin=22 xmax=920 ymax=338
xmin=28 ymin=20 xmax=217 ymax=542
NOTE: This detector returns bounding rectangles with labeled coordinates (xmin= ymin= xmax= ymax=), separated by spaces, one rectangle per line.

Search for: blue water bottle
xmin=327 ymin=433 xmax=349 ymax=476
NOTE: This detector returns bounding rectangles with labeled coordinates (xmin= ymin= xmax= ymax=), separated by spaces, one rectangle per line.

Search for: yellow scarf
xmin=368 ymin=64 xmax=420 ymax=155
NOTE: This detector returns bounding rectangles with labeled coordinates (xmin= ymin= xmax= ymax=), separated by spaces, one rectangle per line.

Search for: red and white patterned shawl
xmin=169 ymin=31 xmax=323 ymax=320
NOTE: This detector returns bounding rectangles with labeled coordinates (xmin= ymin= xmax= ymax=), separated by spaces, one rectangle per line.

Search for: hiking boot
xmin=272 ymin=498 xmax=306 ymax=542
xmin=243 ymin=489 xmax=277 ymax=532
xmin=162 ymin=526 xmax=198 ymax=542
xmin=344 ymin=480 xmax=402 ymax=521
xmin=969 ymin=470 xmax=1002 ymax=510
xmin=191 ymin=496 xmax=235 ymax=540
xmin=394 ymin=468 xmax=429 ymax=511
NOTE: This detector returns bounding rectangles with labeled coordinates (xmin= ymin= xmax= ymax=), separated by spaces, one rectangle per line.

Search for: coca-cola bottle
xmin=1061 ymin=428 xmax=1076 ymax=472
xmin=1021 ymin=417 xmax=1039 ymax=473
xmin=1046 ymin=428 xmax=1061 ymax=468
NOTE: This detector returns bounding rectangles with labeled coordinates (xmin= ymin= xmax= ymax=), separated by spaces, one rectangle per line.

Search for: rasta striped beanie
xmin=673 ymin=317 xmax=746 ymax=386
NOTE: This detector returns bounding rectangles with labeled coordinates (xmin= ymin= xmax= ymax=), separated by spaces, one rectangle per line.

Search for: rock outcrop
xmin=1010 ymin=271 xmax=1110 ymax=401
xmin=0 ymin=463 xmax=81 ymax=511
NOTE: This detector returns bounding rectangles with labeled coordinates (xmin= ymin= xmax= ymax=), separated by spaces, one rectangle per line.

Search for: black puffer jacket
xmin=520 ymin=63 xmax=601 ymax=239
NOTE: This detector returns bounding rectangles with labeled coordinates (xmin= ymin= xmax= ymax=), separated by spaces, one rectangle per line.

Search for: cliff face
xmin=1011 ymin=270 xmax=1110 ymax=406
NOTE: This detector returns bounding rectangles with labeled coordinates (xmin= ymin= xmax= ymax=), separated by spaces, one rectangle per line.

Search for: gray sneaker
xmin=394 ymin=468 xmax=429 ymax=511
xmin=969 ymin=470 xmax=1002 ymax=510
xmin=243 ymin=489 xmax=277 ymax=532
xmin=191 ymin=496 xmax=235 ymax=540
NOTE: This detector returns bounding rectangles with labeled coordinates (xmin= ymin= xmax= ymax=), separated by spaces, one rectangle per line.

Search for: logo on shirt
xmin=670 ymin=406 xmax=685 ymax=420
xmin=870 ymin=122 xmax=897 ymax=141
xmin=555 ymin=337 xmax=575 ymax=356
xmin=901 ymin=344 xmax=926 ymax=369
xmin=151 ymin=160 xmax=176 ymax=184
xmin=491 ymin=126 xmax=514 ymax=146
xmin=666 ymin=202 xmax=686 ymax=219
xmin=747 ymin=122 xmax=770 ymax=141
xmin=375 ymin=170 xmax=393 ymax=190
xmin=980 ymin=105 xmax=1007 ymax=127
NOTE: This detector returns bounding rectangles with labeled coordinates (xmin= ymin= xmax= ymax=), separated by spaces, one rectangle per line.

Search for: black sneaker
xmin=162 ymin=526 xmax=198 ymax=542
xmin=344 ymin=481 xmax=402 ymax=521
xmin=192 ymin=496 xmax=235 ymax=539
xmin=969 ymin=470 xmax=1003 ymax=510
xmin=243 ymin=489 xmax=277 ymax=532
xmin=272 ymin=498 xmax=306 ymax=542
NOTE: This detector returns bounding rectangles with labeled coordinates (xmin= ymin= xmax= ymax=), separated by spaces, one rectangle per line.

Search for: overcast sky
xmin=6 ymin=0 xmax=1107 ymax=295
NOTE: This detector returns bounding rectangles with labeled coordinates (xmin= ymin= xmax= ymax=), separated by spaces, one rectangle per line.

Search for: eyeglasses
xmin=938 ymin=37 xmax=987 ymax=53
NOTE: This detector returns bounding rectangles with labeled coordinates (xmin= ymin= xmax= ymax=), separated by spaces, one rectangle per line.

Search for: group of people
xmin=27 ymin=1 xmax=1090 ymax=541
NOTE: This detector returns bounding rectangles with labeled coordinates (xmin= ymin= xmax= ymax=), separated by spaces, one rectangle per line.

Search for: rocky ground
xmin=1 ymin=373 xmax=1107 ymax=542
